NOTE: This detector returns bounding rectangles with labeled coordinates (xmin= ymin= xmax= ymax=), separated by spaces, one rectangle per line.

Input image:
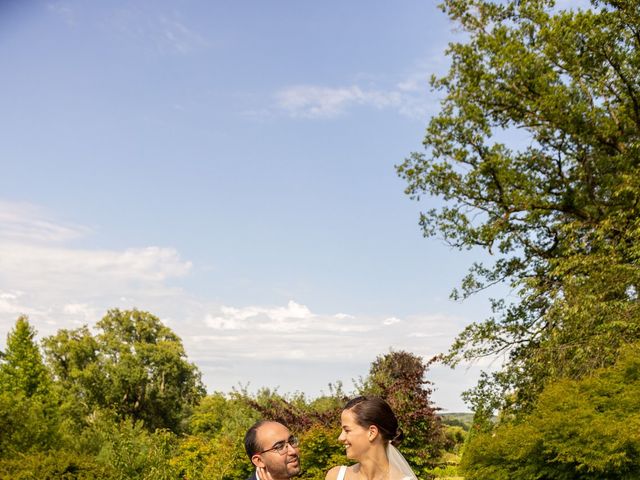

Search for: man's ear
xmin=252 ymin=454 xmax=265 ymax=468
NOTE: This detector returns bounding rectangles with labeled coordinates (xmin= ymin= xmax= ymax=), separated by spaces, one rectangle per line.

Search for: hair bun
xmin=391 ymin=428 xmax=404 ymax=446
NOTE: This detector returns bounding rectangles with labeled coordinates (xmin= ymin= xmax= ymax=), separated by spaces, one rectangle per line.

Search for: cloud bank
xmin=0 ymin=200 xmax=472 ymax=408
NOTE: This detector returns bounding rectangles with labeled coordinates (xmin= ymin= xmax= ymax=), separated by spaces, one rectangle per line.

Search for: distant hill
xmin=438 ymin=412 xmax=474 ymax=431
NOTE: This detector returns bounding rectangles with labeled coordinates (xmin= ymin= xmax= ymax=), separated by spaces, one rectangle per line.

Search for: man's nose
xmin=286 ymin=442 xmax=298 ymax=453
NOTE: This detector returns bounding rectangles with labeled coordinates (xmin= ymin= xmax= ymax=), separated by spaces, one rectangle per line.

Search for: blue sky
xmin=0 ymin=0 xmax=510 ymax=411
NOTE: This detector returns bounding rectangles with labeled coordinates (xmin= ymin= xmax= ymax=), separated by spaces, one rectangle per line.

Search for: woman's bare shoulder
xmin=325 ymin=465 xmax=343 ymax=480
xmin=325 ymin=464 xmax=360 ymax=480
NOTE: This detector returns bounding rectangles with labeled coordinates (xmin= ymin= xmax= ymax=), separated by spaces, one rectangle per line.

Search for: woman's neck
xmin=356 ymin=445 xmax=389 ymax=480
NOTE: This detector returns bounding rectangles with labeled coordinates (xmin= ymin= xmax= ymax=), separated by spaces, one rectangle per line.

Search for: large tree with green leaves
xmin=0 ymin=317 xmax=63 ymax=456
xmin=460 ymin=343 xmax=640 ymax=479
xmin=0 ymin=315 xmax=51 ymax=396
xmin=43 ymin=309 xmax=205 ymax=432
xmin=397 ymin=0 xmax=640 ymax=414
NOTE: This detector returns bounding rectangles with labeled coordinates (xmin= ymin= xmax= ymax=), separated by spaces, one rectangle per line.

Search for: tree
xmin=43 ymin=309 xmax=205 ymax=432
xmin=360 ymin=351 xmax=445 ymax=476
xmin=0 ymin=317 xmax=60 ymax=456
xmin=174 ymin=389 xmax=347 ymax=480
xmin=0 ymin=315 xmax=50 ymax=397
xmin=171 ymin=392 xmax=261 ymax=480
xmin=397 ymin=0 xmax=640 ymax=413
xmin=460 ymin=343 xmax=640 ymax=479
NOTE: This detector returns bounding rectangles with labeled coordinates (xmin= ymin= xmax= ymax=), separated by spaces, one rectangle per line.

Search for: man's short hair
xmin=244 ymin=420 xmax=271 ymax=459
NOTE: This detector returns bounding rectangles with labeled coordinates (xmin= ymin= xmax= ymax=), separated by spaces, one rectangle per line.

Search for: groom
xmin=244 ymin=420 xmax=302 ymax=480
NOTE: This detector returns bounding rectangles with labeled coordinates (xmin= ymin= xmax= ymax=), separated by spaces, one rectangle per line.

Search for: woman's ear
xmin=368 ymin=425 xmax=379 ymax=441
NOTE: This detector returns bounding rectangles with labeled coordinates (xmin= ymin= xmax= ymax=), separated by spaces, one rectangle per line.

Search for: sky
xmin=0 ymin=0 xmax=514 ymax=412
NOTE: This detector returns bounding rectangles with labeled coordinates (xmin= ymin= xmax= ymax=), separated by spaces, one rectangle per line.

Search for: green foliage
xmin=170 ymin=392 xmax=260 ymax=480
xmin=93 ymin=418 xmax=178 ymax=480
xmin=461 ymin=344 xmax=640 ymax=479
xmin=443 ymin=426 xmax=466 ymax=454
xmin=170 ymin=435 xmax=216 ymax=480
xmin=41 ymin=325 xmax=102 ymax=418
xmin=0 ymin=317 xmax=62 ymax=458
xmin=427 ymin=463 xmax=462 ymax=479
xmin=0 ymin=414 xmax=180 ymax=480
xmin=0 ymin=451 xmax=110 ymax=480
xmin=67 ymin=411 xmax=179 ymax=479
xmin=298 ymin=424 xmax=347 ymax=480
xmin=173 ymin=391 xmax=346 ymax=480
xmin=0 ymin=310 xmax=449 ymax=479
xmin=0 ymin=316 xmax=50 ymax=397
xmin=397 ymin=0 xmax=640 ymax=414
xmin=43 ymin=309 xmax=205 ymax=432
xmin=439 ymin=413 xmax=473 ymax=431
xmin=0 ymin=390 xmax=62 ymax=457
xmin=188 ymin=391 xmax=260 ymax=437
xmin=229 ymin=388 xmax=348 ymax=479
xmin=172 ymin=432 xmax=253 ymax=480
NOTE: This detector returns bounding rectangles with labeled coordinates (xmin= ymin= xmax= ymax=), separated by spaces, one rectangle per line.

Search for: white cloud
xmin=408 ymin=332 xmax=444 ymax=338
xmin=48 ymin=2 xmax=76 ymax=26
xmin=396 ymin=73 xmax=427 ymax=92
xmin=276 ymin=85 xmax=406 ymax=119
xmin=274 ymin=69 xmax=438 ymax=120
xmin=383 ymin=316 xmax=401 ymax=325
xmin=194 ymin=301 xmax=463 ymax=367
xmin=205 ymin=300 xmax=370 ymax=336
xmin=0 ymin=200 xmax=192 ymax=337
xmin=0 ymin=290 xmax=41 ymax=316
xmin=0 ymin=200 xmax=478 ymax=410
xmin=0 ymin=243 xmax=191 ymax=286
xmin=0 ymin=291 xmax=20 ymax=300
xmin=156 ymin=16 xmax=210 ymax=54
xmin=0 ymin=200 xmax=90 ymax=243
xmin=62 ymin=303 xmax=98 ymax=320
xmin=270 ymin=300 xmax=313 ymax=321
xmin=205 ymin=314 xmax=245 ymax=331
xmin=110 ymin=8 xmax=210 ymax=55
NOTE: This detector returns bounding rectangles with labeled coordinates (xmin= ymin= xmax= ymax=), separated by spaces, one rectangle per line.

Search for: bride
xmin=325 ymin=396 xmax=418 ymax=480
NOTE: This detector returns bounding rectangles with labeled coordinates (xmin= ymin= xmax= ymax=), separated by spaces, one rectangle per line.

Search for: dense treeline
xmin=0 ymin=311 xmax=451 ymax=479
xmin=461 ymin=345 xmax=640 ymax=479
xmin=398 ymin=0 xmax=640 ymax=477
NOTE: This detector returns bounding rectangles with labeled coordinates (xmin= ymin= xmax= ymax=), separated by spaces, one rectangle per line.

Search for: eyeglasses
xmin=258 ymin=436 xmax=299 ymax=455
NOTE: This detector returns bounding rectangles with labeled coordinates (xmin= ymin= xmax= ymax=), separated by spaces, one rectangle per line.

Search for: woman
xmin=325 ymin=396 xmax=418 ymax=480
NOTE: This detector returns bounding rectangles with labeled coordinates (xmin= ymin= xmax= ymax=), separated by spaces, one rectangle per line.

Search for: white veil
xmin=387 ymin=443 xmax=418 ymax=480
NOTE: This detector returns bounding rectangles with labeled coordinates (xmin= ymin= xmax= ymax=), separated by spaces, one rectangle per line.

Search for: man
xmin=244 ymin=420 xmax=302 ymax=480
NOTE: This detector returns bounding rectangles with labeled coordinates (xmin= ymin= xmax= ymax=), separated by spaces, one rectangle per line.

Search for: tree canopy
xmin=0 ymin=317 xmax=59 ymax=457
xmin=43 ymin=309 xmax=205 ymax=432
xmin=461 ymin=343 xmax=640 ymax=479
xmin=397 ymin=0 xmax=640 ymax=413
xmin=0 ymin=312 xmax=455 ymax=479
xmin=0 ymin=315 xmax=50 ymax=397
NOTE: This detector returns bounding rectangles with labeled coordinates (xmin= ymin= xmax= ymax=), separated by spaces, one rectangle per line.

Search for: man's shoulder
xmin=246 ymin=471 xmax=258 ymax=480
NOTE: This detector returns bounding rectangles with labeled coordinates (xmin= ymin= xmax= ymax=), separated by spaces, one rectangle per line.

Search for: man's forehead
xmin=257 ymin=421 xmax=290 ymax=446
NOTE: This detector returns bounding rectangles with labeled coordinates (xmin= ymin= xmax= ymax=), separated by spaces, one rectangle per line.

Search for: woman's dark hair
xmin=343 ymin=396 xmax=403 ymax=444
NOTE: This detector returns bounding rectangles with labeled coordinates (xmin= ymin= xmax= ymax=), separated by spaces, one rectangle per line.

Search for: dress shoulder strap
xmin=336 ymin=465 xmax=347 ymax=480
